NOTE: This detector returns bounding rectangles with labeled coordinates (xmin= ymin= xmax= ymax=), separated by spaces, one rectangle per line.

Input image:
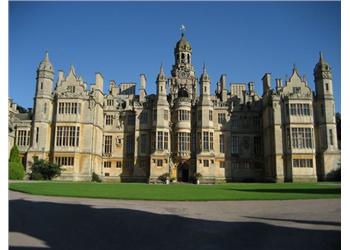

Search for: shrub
xmin=194 ymin=173 xmax=202 ymax=179
xmin=158 ymin=173 xmax=170 ymax=183
xmin=92 ymin=172 xmax=102 ymax=182
xmin=9 ymin=145 xmax=21 ymax=163
xmin=9 ymin=145 xmax=25 ymax=180
xmin=30 ymin=159 xmax=62 ymax=180
xmin=9 ymin=162 xmax=25 ymax=180
xmin=30 ymin=171 xmax=44 ymax=180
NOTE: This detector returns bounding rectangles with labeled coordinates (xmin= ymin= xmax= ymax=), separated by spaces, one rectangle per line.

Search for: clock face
xmin=179 ymin=70 xmax=189 ymax=79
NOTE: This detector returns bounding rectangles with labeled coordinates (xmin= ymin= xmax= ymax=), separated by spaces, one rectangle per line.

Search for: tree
xmin=30 ymin=159 xmax=62 ymax=180
xmin=8 ymin=145 xmax=25 ymax=180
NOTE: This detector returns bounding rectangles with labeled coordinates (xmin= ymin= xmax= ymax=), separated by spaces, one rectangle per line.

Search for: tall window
xmin=218 ymin=113 xmax=226 ymax=124
xmin=164 ymin=132 xmax=168 ymax=150
xmin=209 ymin=110 xmax=213 ymax=121
xmin=290 ymin=104 xmax=310 ymax=116
xmin=58 ymin=102 xmax=80 ymax=114
xmin=232 ymin=118 xmax=239 ymax=128
xmin=105 ymin=115 xmax=113 ymax=125
xmin=203 ymin=132 xmax=209 ymax=151
xmin=164 ymin=110 xmax=168 ymax=120
xmin=157 ymin=131 xmax=164 ymax=150
xmin=56 ymin=126 xmax=80 ymax=147
xmin=232 ymin=135 xmax=239 ymax=154
xmin=253 ymin=116 xmax=260 ymax=129
xmin=293 ymin=159 xmax=313 ymax=168
xmin=177 ymin=132 xmax=190 ymax=152
xmin=303 ymin=104 xmax=310 ymax=116
xmin=254 ymin=136 xmax=262 ymax=155
xmin=126 ymin=135 xmax=134 ymax=155
xmin=55 ymin=157 xmax=74 ymax=166
xmin=140 ymin=134 xmax=147 ymax=153
xmin=178 ymin=110 xmax=190 ymax=121
xmin=209 ymin=132 xmax=213 ymax=150
xmin=219 ymin=134 xmax=225 ymax=153
xmin=157 ymin=159 xmax=163 ymax=167
xmin=104 ymin=135 xmax=112 ymax=154
xmin=329 ymin=129 xmax=334 ymax=146
xmin=104 ymin=162 xmax=112 ymax=168
xmin=36 ymin=127 xmax=39 ymax=143
xmin=17 ymin=130 xmax=30 ymax=146
xmin=291 ymin=128 xmax=313 ymax=149
xmin=44 ymin=103 xmax=47 ymax=113
xmin=107 ymin=99 xmax=114 ymax=106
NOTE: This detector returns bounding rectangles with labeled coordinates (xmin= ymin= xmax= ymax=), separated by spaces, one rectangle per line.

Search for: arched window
xmin=187 ymin=54 xmax=190 ymax=63
xmin=178 ymin=88 xmax=189 ymax=98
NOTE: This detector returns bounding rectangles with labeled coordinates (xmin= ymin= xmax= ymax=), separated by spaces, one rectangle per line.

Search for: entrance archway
xmin=177 ymin=162 xmax=189 ymax=182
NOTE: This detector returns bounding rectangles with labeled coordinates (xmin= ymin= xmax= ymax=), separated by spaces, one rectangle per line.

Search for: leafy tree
xmin=8 ymin=145 xmax=25 ymax=180
xmin=92 ymin=172 xmax=102 ymax=182
xmin=30 ymin=159 xmax=62 ymax=180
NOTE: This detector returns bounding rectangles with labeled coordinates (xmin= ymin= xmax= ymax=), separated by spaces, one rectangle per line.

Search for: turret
xmin=156 ymin=64 xmax=167 ymax=99
xmin=314 ymin=52 xmax=333 ymax=97
xmin=36 ymin=51 xmax=54 ymax=97
xmin=199 ymin=64 xmax=210 ymax=98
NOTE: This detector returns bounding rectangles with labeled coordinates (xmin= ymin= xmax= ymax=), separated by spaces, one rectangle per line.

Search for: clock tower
xmin=169 ymin=31 xmax=197 ymax=103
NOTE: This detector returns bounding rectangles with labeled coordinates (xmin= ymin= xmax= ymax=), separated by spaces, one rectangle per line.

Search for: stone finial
xmin=319 ymin=51 xmax=324 ymax=63
xmin=44 ymin=51 xmax=49 ymax=62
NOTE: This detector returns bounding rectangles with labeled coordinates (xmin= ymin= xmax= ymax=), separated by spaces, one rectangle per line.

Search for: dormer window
xmin=293 ymin=87 xmax=301 ymax=94
xmin=107 ymin=99 xmax=114 ymax=106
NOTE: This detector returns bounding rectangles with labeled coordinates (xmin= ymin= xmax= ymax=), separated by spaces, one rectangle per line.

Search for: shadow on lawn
xmin=9 ymin=199 xmax=340 ymax=250
xmin=225 ymin=188 xmax=340 ymax=195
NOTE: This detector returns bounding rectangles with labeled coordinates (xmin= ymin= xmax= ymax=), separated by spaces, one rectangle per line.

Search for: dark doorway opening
xmin=182 ymin=169 xmax=189 ymax=182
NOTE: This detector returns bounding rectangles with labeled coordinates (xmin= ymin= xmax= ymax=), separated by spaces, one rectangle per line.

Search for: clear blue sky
xmin=9 ymin=1 xmax=341 ymax=112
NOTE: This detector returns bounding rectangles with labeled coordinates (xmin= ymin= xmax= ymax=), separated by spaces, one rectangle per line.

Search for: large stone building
xmin=9 ymin=32 xmax=340 ymax=183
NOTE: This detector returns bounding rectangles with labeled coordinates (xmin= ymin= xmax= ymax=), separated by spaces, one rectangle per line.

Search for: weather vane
xmin=180 ymin=24 xmax=186 ymax=34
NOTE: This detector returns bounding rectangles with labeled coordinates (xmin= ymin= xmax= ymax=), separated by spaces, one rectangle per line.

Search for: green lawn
xmin=9 ymin=182 xmax=341 ymax=201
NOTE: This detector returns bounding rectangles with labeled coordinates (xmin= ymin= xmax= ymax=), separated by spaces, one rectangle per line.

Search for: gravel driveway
xmin=9 ymin=190 xmax=340 ymax=250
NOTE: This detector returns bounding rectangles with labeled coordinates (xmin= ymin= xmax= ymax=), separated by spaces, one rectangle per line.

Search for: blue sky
xmin=9 ymin=1 xmax=341 ymax=111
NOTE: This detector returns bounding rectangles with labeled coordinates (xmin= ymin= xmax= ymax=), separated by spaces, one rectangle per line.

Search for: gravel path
xmin=9 ymin=190 xmax=340 ymax=250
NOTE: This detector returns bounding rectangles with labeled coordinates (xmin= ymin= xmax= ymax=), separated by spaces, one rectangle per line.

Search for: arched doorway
xmin=177 ymin=162 xmax=189 ymax=182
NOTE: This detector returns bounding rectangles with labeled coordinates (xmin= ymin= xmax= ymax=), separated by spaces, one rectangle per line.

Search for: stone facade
xmin=9 ymin=33 xmax=340 ymax=182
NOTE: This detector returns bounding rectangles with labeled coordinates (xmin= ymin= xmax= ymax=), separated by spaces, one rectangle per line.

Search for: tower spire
xmin=44 ymin=51 xmax=49 ymax=62
xmin=319 ymin=51 xmax=325 ymax=63
xmin=160 ymin=63 xmax=164 ymax=75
